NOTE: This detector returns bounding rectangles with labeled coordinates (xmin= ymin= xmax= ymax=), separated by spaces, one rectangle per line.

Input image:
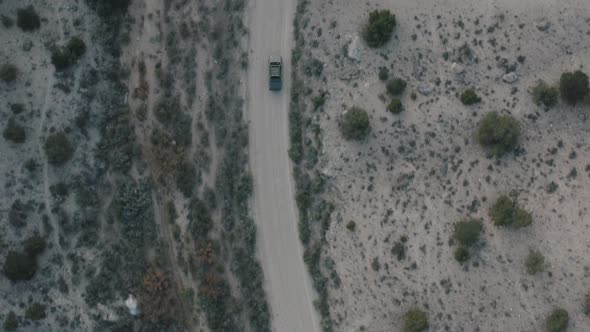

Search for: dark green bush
xmin=362 ymin=10 xmax=397 ymax=48
xmin=17 ymin=6 xmax=41 ymax=31
xmin=0 ymin=64 xmax=18 ymax=82
xmin=532 ymin=81 xmax=559 ymax=108
xmin=25 ymin=303 xmax=46 ymax=321
xmin=403 ymin=309 xmax=429 ymax=332
xmin=3 ymin=118 xmax=26 ymax=143
xmin=340 ymin=106 xmax=370 ymax=140
xmin=3 ymin=251 xmax=37 ymax=281
xmin=387 ymin=78 xmax=407 ymax=95
xmin=24 ymin=234 xmax=47 ymax=256
xmin=546 ymin=308 xmax=568 ymax=332
xmin=477 ymin=112 xmax=521 ymax=157
xmin=67 ymin=37 xmax=87 ymax=58
xmin=454 ymin=218 xmax=483 ymax=247
xmin=1 ymin=15 xmax=14 ymax=28
xmin=3 ymin=311 xmax=18 ymax=331
xmin=387 ymin=98 xmax=403 ymax=114
xmin=346 ymin=220 xmax=356 ymax=231
xmin=525 ymin=251 xmax=545 ymax=275
xmin=45 ymin=132 xmax=74 ymax=165
xmin=51 ymin=37 xmax=87 ymax=70
xmin=454 ymin=246 xmax=470 ymax=263
xmin=188 ymin=199 xmax=212 ymax=239
xmin=491 ymin=195 xmax=533 ymax=228
xmin=460 ymin=88 xmax=481 ymax=105
xmin=560 ymin=70 xmax=589 ymax=105
xmin=378 ymin=67 xmax=389 ymax=81
xmin=392 ymin=241 xmax=406 ymax=260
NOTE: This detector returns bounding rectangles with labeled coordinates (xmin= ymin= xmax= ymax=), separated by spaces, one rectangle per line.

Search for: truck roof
xmin=269 ymin=55 xmax=282 ymax=63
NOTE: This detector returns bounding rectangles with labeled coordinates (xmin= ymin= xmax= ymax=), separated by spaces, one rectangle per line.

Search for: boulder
xmin=347 ymin=36 xmax=363 ymax=62
xmin=418 ymin=83 xmax=434 ymax=96
xmin=451 ymin=62 xmax=465 ymax=75
xmin=125 ymin=295 xmax=139 ymax=316
xmin=536 ymin=20 xmax=550 ymax=32
xmin=503 ymin=72 xmax=518 ymax=83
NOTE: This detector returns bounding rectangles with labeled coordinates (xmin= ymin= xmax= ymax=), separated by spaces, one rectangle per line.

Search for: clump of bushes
xmin=546 ymin=308 xmax=569 ymax=332
xmin=477 ymin=112 xmax=521 ymax=157
xmin=0 ymin=64 xmax=18 ymax=82
xmin=402 ymin=308 xmax=429 ymax=332
xmin=559 ymin=70 xmax=589 ymax=105
xmin=51 ymin=37 xmax=87 ymax=70
xmin=3 ymin=118 xmax=26 ymax=143
xmin=387 ymin=98 xmax=403 ymax=114
xmin=45 ymin=132 xmax=74 ymax=166
xmin=525 ymin=251 xmax=545 ymax=275
xmin=453 ymin=218 xmax=483 ymax=263
xmin=340 ymin=106 xmax=370 ymax=140
xmin=387 ymin=77 xmax=407 ymax=95
xmin=460 ymin=88 xmax=481 ymax=105
xmin=362 ymin=9 xmax=397 ymax=48
xmin=491 ymin=195 xmax=533 ymax=228
xmin=532 ymin=80 xmax=559 ymax=108
xmin=17 ymin=6 xmax=41 ymax=31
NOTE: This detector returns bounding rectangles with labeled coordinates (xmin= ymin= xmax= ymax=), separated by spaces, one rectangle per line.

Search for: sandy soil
xmin=294 ymin=0 xmax=590 ymax=331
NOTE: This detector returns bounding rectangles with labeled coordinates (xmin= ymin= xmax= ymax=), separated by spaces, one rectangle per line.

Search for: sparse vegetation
xmin=17 ymin=6 xmax=41 ymax=31
xmin=546 ymin=308 xmax=569 ymax=332
xmin=477 ymin=112 xmax=521 ymax=157
xmin=362 ymin=9 xmax=397 ymax=48
xmin=340 ymin=106 xmax=370 ymax=140
xmin=387 ymin=98 xmax=404 ymax=114
xmin=532 ymin=80 xmax=559 ymax=108
xmin=0 ymin=64 xmax=18 ymax=82
xmin=45 ymin=132 xmax=74 ymax=165
xmin=403 ymin=309 xmax=429 ymax=332
xmin=387 ymin=78 xmax=407 ymax=95
xmin=460 ymin=88 xmax=481 ymax=105
xmin=491 ymin=195 xmax=533 ymax=228
xmin=526 ymin=251 xmax=545 ymax=275
xmin=559 ymin=70 xmax=589 ymax=105
xmin=3 ymin=118 xmax=26 ymax=143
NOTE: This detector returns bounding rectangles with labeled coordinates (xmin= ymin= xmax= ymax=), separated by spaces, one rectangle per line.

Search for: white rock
xmin=451 ymin=62 xmax=465 ymax=75
xmin=125 ymin=295 xmax=139 ymax=316
xmin=536 ymin=20 xmax=550 ymax=32
xmin=347 ymin=36 xmax=363 ymax=62
xmin=503 ymin=72 xmax=518 ymax=83
xmin=418 ymin=83 xmax=434 ymax=96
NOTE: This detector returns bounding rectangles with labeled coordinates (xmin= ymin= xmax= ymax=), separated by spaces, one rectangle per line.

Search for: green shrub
xmin=532 ymin=81 xmax=559 ymax=108
xmin=340 ymin=106 xmax=370 ymax=140
xmin=477 ymin=112 xmax=521 ymax=157
xmin=66 ymin=37 xmax=87 ymax=58
xmin=491 ymin=195 xmax=533 ymax=228
xmin=25 ymin=303 xmax=46 ymax=321
xmin=392 ymin=241 xmax=406 ymax=261
xmin=24 ymin=234 xmax=47 ymax=256
xmin=3 ymin=118 xmax=26 ymax=143
xmin=387 ymin=78 xmax=407 ymax=95
xmin=454 ymin=218 xmax=483 ymax=247
xmin=51 ymin=37 xmax=87 ymax=70
xmin=362 ymin=10 xmax=397 ymax=48
xmin=560 ymin=70 xmax=589 ymax=105
xmin=460 ymin=88 xmax=481 ymax=105
xmin=378 ymin=67 xmax=389 ymax=81
xmin=403 ymin=309 xmax=429 ymax=332
xmin=1 ymin=15 xmax=14 ymax=28
xmin=0 ymin=64 xmax=18 ymax=82
xmin=346 ymin=220 xmax=356 ymax=231
xmin=45 ymin=132 xmax=74 ymax=165
xmin=17 ymin=6 xmax=41 ymax=31
xmin=454 ymin=246 xmax=470 ymax=263
xmin=387 ymin=98 xmax=403 ymax=114
xmin=3 ymin=311 xmax=18 ymax=331
xmin=3 ymin=251 xmax=37 ymax=281
xmin=546 ymin=308 xmax=569 ymax=332
xmin=525 ymin=251 xmax=545 ymax=275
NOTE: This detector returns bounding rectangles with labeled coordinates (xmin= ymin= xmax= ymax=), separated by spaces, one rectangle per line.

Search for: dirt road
xmin=246 ymin=0 xmax=321 ymax=331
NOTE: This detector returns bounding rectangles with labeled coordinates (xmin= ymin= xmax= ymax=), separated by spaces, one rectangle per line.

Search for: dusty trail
xmin=247 ymin=0 xmax=321 ymax=330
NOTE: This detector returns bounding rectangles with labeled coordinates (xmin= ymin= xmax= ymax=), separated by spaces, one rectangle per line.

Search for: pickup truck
xmin=269 ymin=55 xmax=282 ymax=91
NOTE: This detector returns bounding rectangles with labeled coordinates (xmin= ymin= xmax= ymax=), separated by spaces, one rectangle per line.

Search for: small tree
xmin=387 ymin=98 xmax=403 ymax=114
xmin=546 ymin=308 xmax=569 ymax=332
xmin=460 ymin=88 xmax=481 ymax=105
xmin=340 ymin=107 xmax=370 ymax=140
xmin=17 ymin=6 xmax=41 ymax=31
xmin=362 ymin=10 xmax=397 ymax=48
xmin=3 ymin=118 xmax=26 ymax=143
xmin=525 ymin=251 xmax=545 ymax=275
xmin=387 ymin=78 xmax=407 ymax=95
xmin=0 ymin=64 xmax=18 ymax=82
xmin=454 ymin=218 xmax=483 ymax=247
xmin=403 ymin=309 xmax=429 ymax=332
xmin=491 ymin=195 xmax=533 ymax=228
xmin=3 ymin=251 xmax=37 ymax=281
xmin=532 ymin=80 xmax=559 ymax=108
xmin=45 ymin=132 xmax=74 ymax=166
xmin=477 ymin=112 xmax=521 ymax=157
xmin=560 ymin=70 xmax=589 ymax=105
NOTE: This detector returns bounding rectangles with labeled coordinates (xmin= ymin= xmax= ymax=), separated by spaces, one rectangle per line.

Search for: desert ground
xmin=289 ymin=0 xmax=590 ymax=331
